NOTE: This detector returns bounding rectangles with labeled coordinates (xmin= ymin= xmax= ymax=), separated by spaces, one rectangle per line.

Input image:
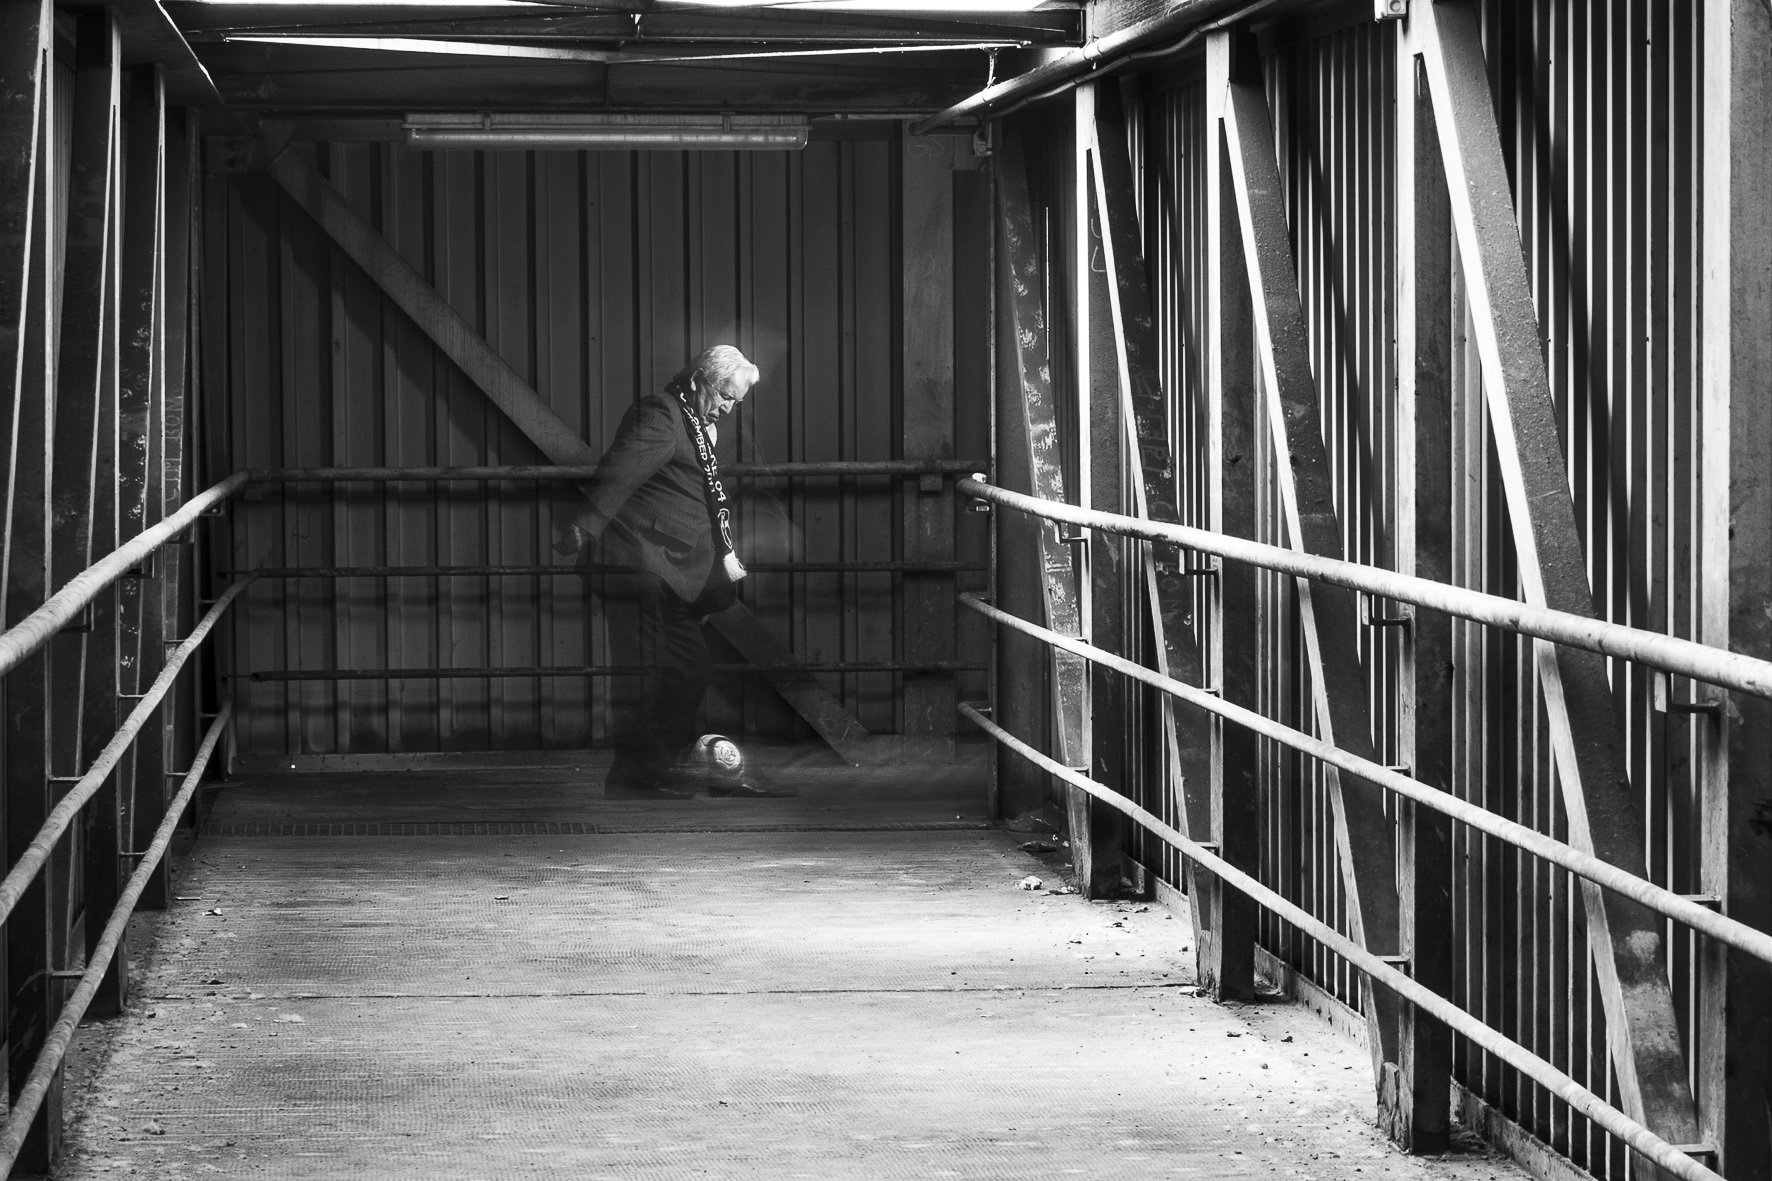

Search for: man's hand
xmin=553 ymin=524 xmax=584 ymax=556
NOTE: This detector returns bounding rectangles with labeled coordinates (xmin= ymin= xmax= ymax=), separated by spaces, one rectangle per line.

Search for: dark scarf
xmin=666 ymin=375 xmax=746 ymax=583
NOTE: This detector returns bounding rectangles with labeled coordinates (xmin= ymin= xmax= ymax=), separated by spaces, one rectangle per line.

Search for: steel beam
xmin=1075 ymin=84 xmax=1128 ymax=899
xmin=0 ymin=0 xmax=56 ymax=1167
xmin=1088 ymin=82 xmax=1217 ymax=940
xmin=0 ymin=0 xmax=52 ymax=561
xmin=1700 ymin=2 xmax=1772 ymax=1178
xmin=900 ymin=126 xmax=960 ymax=754
xmin=263 ymin=147 xmax=876 ymax=763
xmin=1394 ymin=26 xmax=1455 ymax=1154
xmin=1221 ymin=68 xmax=1405 ymax=1099
xmin=995 ymin=126 xmax=1091 ymax=869
xmin=1415 ymin=0 xmax=1701 ymax=1152
xmin=55 ymin=11 xmax=126 ymax=1024
xmin=1204 ymin=32 xmax=1258 ymax=1001
xmin=117 ymin=66 xmax=171 ymax=925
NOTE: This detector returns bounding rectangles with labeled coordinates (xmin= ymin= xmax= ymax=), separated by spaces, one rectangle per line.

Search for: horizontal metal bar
xmin=245 ymin=660 xmax=982 ymax=682
xmin=956 ymin=703 xmax=1723 ymax=1181
xmin=909 ymin=0 xmax=1274 ymax=133
xmin=961 ymin=477 xmax=1772 ymax=700
xmin=0 ymin=473 xmax=248 ymax=681
xmin=0 ymin=577 xmax=257 ymax=929
xmin=231 ymin=560 xmax=984 ymax=579
xmin=0 ymin=702 xmax=233 ymax=1174
xmin=247 ymin=460 xmax=986 ymax=483
xmin=958 ymin=593 xmax=1772 ymax=968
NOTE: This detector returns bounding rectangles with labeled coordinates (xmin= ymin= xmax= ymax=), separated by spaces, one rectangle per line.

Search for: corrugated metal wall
xmin=1106 ymin=4 xmax=1707 ymax=1177
xmin=204 ymin=136 xmax=980 ymax=758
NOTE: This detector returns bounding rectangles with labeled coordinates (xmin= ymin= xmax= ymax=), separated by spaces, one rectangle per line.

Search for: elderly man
xmin=557 ymin=344 xmax=795 ymax=799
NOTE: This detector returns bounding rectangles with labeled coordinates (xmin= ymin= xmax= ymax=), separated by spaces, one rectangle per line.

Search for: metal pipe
xmin=247 ymin=460 xmax=987 ymax=483
xmin=0 ymin=472 xmax=247 ymax=681
xmin=245 ymin=660 xmax=985 ymax=681
xmin=961 ymin=476 xmax=1772 ymax=700
xmin=0 ymin=704 xmax=233 ymax=1174
xmin=960 ymin=592 xmax=1772 ymax=967
xmin=235 ymin=560 xmax=985 ymax=578
xmin=0 ymin=576 xmax=256 ymax=928
xmin=958 ymin=703 xmax=1723 ymax=1181
xmin=909 ymin=0 xmax=1273 ymax=135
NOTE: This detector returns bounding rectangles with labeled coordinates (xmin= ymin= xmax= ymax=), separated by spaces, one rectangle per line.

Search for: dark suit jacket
xmin=574 ymin=393 xmax=717 ymax=602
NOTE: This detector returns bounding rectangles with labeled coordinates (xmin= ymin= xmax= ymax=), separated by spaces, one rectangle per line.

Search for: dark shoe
xmin=707 ymin=777 xmax=799 ymax=799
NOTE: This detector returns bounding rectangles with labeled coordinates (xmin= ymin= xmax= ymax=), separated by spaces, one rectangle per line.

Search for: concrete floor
xmin=51 ymin=750 xmax=1527 ymax=1180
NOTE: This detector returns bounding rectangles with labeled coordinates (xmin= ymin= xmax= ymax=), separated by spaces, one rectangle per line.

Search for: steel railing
xmin=960 ymin=477 xmax=1772 ymax=699
xmin=0 ymin=472 xmax=252 ymax=1174
xmin=0 ymin=456 xmax=985 ymax=1170
xmin=960 ymin=704 xmax=1723 ymax=1181
xmin=0 ymin=704 xmax=233 ymax=1171
xmin=958 ymin=474 xmax=1771 ymax=1181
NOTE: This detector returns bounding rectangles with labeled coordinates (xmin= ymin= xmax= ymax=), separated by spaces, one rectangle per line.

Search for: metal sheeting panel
xmin=207 ymin=140 xmax=931 ymax=757
xmin=1113 ymin=5 xmax=1708 ymax=1177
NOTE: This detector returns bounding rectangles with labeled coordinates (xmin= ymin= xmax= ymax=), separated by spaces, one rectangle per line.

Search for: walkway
xmin=54 ymin=751 xmax=1525 ymax=1180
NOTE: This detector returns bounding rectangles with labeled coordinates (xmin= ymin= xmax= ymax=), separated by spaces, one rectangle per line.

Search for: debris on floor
xmin=1005 ymin=804 xmax=1065 ymax=834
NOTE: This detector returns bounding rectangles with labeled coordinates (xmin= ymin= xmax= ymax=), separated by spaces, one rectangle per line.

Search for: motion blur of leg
xmin=599 ymin=571 xmax=709 ymax=798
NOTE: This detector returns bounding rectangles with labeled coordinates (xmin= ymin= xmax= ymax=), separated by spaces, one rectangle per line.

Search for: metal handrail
xmin=960 ymin=477 xmax=1772 ymax=700
xmin=959 ymin=703 xmax=1723 ymax=1181
xmin=0 ymin=703 xmax=234 ymax=1174
xmin=960 ymin=592 xmax=1772 ymax=967
xmin=0 ymin=472 xmax=247 ymax=681
xmin=0 ymin=575 xmax=256 ymax=927
xmin=235 ymin=560 xmax=984 ymax=578
xmin=249 ymin=460 xmax=986 ymax=482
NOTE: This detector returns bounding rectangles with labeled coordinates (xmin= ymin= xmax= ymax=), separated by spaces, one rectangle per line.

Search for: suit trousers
xmin=598 ymin=568 xmax=712 ymax=783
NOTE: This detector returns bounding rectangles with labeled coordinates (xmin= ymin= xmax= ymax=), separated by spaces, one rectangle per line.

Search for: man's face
xmin=695 ymin=371 xmax=754 ymax=422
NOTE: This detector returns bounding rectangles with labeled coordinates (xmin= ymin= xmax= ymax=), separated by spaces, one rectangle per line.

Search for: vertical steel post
xmin=55 ymin=12 xmax=125 ymax=1025
xmin=1700 ymin=2 xmax=1772 ymax=1177
xmin=901 ymin=125 xmax=960 ymax=758
xmin=1204 ymin=30 xmax=1259 ymax=1000
xmin=1394 ymin=22 xmax=1456 ymax=1154
xmin=1089 ymin=81 xmax=1218 ymax=934
xmin=995 ymin=127 xmax=1092 ymax=864
xmin=115 ymin=66 xmax=168 ymax=929
xmin=1080 ymin=83 xmax=1130 ymax=898
xmin=1416 ymin=0 xmax=1701 ymax=1156
xmin=0 ymin=0 xmax=55 ymax=1166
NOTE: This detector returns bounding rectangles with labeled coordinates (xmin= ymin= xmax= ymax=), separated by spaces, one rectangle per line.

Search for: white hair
xmin=682 ymin=345 xmax=759 ymax=396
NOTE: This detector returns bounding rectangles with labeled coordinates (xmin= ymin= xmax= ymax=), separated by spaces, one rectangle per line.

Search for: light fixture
xmin=402 ymin=113 xmax=811 ymax=150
